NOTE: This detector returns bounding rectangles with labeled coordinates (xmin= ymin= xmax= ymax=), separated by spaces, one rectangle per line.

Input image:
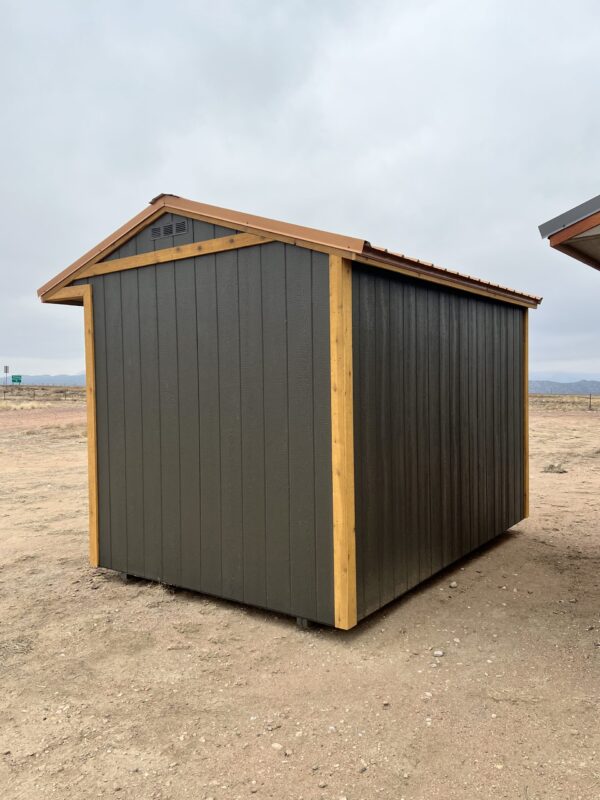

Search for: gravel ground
xmin=0 ymin=399 xmax=598 ymax=799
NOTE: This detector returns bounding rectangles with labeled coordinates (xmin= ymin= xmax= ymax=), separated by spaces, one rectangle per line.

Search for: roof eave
xmin=38 ymin=194 xmax=541 ymax=309
xmin=539 ymin=193 xmax=600 ymax=240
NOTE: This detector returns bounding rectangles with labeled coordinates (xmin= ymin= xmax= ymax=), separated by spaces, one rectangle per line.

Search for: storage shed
xmin=39 ymin=194 xmax=541 ymax=629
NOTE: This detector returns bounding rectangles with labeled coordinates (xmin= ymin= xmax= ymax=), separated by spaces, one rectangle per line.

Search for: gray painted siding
xmin=90 ymin=242 xmax=334 ymax=625
xmin=102 ymin=213 xmax=238 ymax=260
xmin=353 ymin=265 xmax=525 ymax=621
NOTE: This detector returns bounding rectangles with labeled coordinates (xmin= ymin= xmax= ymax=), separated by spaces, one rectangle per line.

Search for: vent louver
xmin=151 ymin=219 xmax=189 ymax=239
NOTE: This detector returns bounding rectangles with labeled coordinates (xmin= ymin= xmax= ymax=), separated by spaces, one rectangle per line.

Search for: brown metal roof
xmin=38 ymin=194 xmax=542 ymax=307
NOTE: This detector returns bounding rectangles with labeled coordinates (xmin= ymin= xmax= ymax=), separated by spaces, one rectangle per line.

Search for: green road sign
xmin=11 ymin=375 xmax=22 ymax=384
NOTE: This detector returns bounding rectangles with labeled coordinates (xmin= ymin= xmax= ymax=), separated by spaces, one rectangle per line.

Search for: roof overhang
xmin=539 ymin=194 xmax=600 ymax=271
xmin=39 ymin=194 xmax=541 ymax=308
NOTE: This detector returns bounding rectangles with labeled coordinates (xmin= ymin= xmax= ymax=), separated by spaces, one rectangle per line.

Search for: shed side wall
xmin=81 ymin=242 xmax=334 ymax=625
xmin=352 ymin=265 xmax=524 ymax=621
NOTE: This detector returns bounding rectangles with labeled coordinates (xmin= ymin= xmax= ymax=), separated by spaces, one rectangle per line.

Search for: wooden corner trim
xmin=329 ymin=255 xmax=357 ymax=629
xmin=43 ymin=284 xmax=99 ymax=566
xmin=523 ymin=309 xmax=529 ymax=519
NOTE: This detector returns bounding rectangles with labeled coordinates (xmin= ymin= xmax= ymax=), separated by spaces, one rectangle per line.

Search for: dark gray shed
xmin=39 ymin=194 xmax=541 ymax=629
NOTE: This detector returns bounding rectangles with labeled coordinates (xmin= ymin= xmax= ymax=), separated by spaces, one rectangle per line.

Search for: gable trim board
xmin=40 ymin=197 xmax=538 ymax=629
xmin=80 ymin=233 xmax=273 ymax=279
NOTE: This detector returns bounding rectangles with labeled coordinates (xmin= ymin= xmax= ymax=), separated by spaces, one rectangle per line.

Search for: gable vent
xmin=151 ymin=219 xmax=189 ymax=239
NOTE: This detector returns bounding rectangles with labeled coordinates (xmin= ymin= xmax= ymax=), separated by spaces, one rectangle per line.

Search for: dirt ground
xmin=0 ymin=394 xmax=598 ymax=800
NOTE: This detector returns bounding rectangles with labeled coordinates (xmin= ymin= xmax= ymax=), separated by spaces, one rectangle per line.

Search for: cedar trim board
xmin=42 ymin=284 xmax=99 ymax=566
xmin=77 ymin=233 xmax=274 ymax=280
xmin=329 ymin=255 xmax=357 ymax=629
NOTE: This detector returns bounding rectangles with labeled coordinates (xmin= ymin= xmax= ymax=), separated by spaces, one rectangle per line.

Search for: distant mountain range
xmin=529 ymin=380 xmax=600 ymax=395
xmin=5 ymin=374 xmax=600 ymax=394
xmin=4 ymin=374 xmax=86 ymax=386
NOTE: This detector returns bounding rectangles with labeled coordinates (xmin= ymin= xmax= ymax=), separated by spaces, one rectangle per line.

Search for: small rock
xmin=449 ymin=581 xmax=458 ymax=589
xmin=359 ymin=765 xmax=367 ymax=773
xmin=318 ymin=781 xmax=327 ymax=788
xmin=271 ymin=743 xmax=283 ymax=751
xmin=284 ymin=749 xmax=292 ymax=757
xmin=382 ymin=700 xmax=390 ymax=708
xmin=433 ymin=649 xmax=444 ymax=658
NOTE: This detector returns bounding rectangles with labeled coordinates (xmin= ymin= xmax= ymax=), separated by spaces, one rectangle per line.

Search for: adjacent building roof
xmin=539 ymin=193 xmax=600 ymax=271
xmin=39 ymin=194 xmax=542 ymax=308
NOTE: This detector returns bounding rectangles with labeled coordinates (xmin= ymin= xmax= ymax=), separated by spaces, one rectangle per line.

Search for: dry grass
xmin=0 ymin=385 xmax=85 ymax=411
xmin=529 ymin=393 xmax=599 ymax=413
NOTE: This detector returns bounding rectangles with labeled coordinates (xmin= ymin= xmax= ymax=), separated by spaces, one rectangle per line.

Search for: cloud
xmin=2 ymin=0 xmax=600 ymax=374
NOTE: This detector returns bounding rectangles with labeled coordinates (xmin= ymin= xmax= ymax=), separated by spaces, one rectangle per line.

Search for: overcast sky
xmin=2 ymin=0 xmax=600 ymax=378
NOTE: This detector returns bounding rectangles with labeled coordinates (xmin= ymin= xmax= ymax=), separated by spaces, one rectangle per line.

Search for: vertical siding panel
xmin=403 ymin=283 xmax=420 ymax=589
xmin=238 ymin=246 xmax=267 ymax=608
xmin=353 ymin=272 xmax=365 ymax=618
xmin=361 ymin=272 xmax=381 ymax=613
xmin=493 ymin=305 xmax=503 ymax=536
xmin=438 ymin=294 xmax=451 ymax=564
xmin=476 ymin=302 xmax=488 ymax=545
xmin=515 ymin=310 xmax=524 ymax=520
xmin=312 ymin=252 xmax=334 ymax=625
xmin=156 ymin=263 xmax=181 ymax=585
xmin=506 ymin=310 xmax=516 ymax=524
xmin=376 ymin=277 xmax=394 ymax=604
xmin=501 ymin=308 xmax=510 ymax=530
xmin=103 ymin=273 xmax=127 ymax=572
xmin=138 ymin=266 xmax=163 ymax=580
xmin=286 ymin=245 xmax=317 ymax=620
xmin=416 ymin=287 xmax=432 ymax=581
xmin=428 ymin=290 xmax=443 ymax=573
xmin=390 ymin=279 xmax=407 ymax=596
xmin=192 ymin=219 xmax=216 ymax=241
xmin=458 ymin=299 xmax=471 ymax=557
xmin=121 ymin=265 xmax=145 ymax=575
xmin=195 ymin=254 xmax=222 ymax=596
xmin=91 ymin=277 xmax=111 ymax=567
xmin=216 ymin=250 xmax=244 ymax=600
xmin=485 ymin=302 xmax=496 ymax=543
xmin=448 ymin=294 xmax=460 ymax=562
xmin=215 ymin=225 xmax=237 ymax=238
xmin=176 ymin=259 xmax=201 ymax=590
xmin=261 ymin=243 xmax=291 ymax=613
xmin=468 ymin=301 xmax=479 ymax=549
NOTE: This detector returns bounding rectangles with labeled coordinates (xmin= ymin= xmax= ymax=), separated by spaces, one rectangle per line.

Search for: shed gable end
xmin=101 ymin=213 xmax=240 ymax=262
